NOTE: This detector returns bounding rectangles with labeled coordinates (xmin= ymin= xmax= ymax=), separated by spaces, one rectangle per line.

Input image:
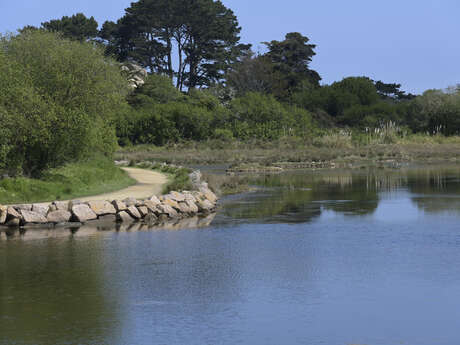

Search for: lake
xmin=2 ymin=165 xmax=460 ymax=345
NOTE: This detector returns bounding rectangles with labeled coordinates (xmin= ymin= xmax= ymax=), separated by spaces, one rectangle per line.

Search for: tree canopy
xmin=42 ymin=13 xmax=99 ymax=41
xmin=100 ymin=0 xmax=250 ymax=90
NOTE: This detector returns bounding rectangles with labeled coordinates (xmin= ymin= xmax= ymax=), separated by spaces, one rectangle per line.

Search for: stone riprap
xmin=0 ymin=188 xmax=218 ymax=229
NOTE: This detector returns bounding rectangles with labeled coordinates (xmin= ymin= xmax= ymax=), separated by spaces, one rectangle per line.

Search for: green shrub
xmin=0 ymin=31 xmax=129 ymax=177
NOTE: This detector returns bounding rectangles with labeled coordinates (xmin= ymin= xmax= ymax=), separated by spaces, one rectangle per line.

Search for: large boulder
xmin=168 ymin=191 xmax=186 ymax=202
xmin=87 ymin=201 xmax=116 ymax=216
xmin=137 ymin=206 xmax=149 ymax=218
xmin=117 ymin=211 xmax=134 ymax=223
xmin=0 ymin=205 xmax=7 ymax=224
xmin=149 ymin=195 xmax=161 ymax=205
xmin=32 ymin=204 xmax=49 ymax=217
xmin=185 ymin=200 xmax=199 ymax=214
xmin=112 ymin=200 xmax=127 ymax=212
xmin=15 ymin=204 xmax=32 ymax=211
xmin=144 ymin=200 xmax=160 ymax=213
xmin=21 ymin=210 xmax=48 ymax=224
xmin=71 ymin=204 xmax=97 ymax=222
xmin=200 ymin=187 xmax=218 ymax=203
xmin=53 ymin=201 xmax=70 ymax=211
xmin=196 ymin=198 xmax=215 ymax=212
xmin=162 ymin=198 xmax=181 ymax=211
xmin=183 ymin=192 xmax=197 ymax=203
xmin=123 ymin=197 xmax=140 ymax=207
xmin=126 ymin=205 xmax=141 ymax=219
xmin=7 ymin=207 xmax=21 ymax=220
xmin=47 ymin=210 xmax=72 ymax=223
xmin=6 ymin=207 xmax=21 ymax=227
xmin=157 ymin=204 xmax=179 ymax=218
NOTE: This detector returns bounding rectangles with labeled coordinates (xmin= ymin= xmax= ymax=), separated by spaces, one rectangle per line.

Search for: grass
xmin=115 ymin=133 xmax=460 ymax=168
xmin=0 ymin=156 xmax=136 ymax=204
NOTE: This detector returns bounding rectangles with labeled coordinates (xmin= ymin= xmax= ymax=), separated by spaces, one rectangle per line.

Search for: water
xmin=2 ymin=165 xmax=460 ymax=345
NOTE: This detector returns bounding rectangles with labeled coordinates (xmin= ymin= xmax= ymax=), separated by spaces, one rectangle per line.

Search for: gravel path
xmin=77 ymin=167 xmax=169 ymax=202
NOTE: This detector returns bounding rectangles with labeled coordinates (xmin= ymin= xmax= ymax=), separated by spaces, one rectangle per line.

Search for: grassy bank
xmin=115 ymin=133 xmax=460 ymax=168
xmin=0 ymin=157 xmax=136 ymax=204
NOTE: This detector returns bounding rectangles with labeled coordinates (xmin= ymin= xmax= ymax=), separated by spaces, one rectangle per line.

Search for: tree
xmin=263 ymin=32 xmax=321 ymax=99
xmin=374 ymin=80 xmax=416 ymax=101
xmin=100 ymin=0 xmax=250 ymax=90
xmin=0 ymin=31 xmax=129 ymax=176
xmin=226 ymin=52 xmax=275 ymax=96
xmin=42 ymin=13 xmax=99 ymax=41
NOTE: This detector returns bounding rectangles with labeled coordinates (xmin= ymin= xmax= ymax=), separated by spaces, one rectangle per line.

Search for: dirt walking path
xmin=78 ymin=167 xmax=169 ymax=202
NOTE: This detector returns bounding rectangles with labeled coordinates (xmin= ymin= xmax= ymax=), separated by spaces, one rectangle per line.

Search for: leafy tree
xmin=263 ymin=32 xmax=321 ymax=99
xmin=100 ymin=0 xmax=250 ymax=90
xmin=227 ymin=52 xmax=277 ymax=96
xmin=0 ymin=31 xmax=129 ymax=176
xmin=228 ymin=92 xmax=313 ymax=140
xmin=42 ymin=13 xmax=99 ymax=41
xmin=406 ymin=89 xmax=460 ymax=135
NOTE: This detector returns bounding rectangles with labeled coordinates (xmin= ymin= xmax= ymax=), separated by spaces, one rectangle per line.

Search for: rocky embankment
xmin=0 ymin=187 xmax=218 ymax=230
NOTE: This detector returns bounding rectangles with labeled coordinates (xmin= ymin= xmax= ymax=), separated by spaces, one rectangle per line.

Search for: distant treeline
xmin=2 ymin=0 xmax=460 ymax=177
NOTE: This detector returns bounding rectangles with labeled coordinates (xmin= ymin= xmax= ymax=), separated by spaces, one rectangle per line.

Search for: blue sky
xmin=1 ymin=0 xmax=459 ymax=94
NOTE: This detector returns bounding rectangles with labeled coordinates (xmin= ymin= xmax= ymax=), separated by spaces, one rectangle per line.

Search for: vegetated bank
xmin=4 ymin=2 xmax=460 ymax=205
xmin=0 ymin=163 xmax=218 ymax=230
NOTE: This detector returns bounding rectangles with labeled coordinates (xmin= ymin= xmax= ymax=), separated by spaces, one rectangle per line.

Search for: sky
xmin=1 ymin=0 xmax=459 ymax=94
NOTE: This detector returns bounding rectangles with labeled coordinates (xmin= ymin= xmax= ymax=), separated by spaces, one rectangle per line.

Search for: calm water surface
xmin=2 ymin=165 xmax=460 ymax=345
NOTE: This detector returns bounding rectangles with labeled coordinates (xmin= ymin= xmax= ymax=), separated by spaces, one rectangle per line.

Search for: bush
xmin=0 ymin=31 xmax=129 ymax=176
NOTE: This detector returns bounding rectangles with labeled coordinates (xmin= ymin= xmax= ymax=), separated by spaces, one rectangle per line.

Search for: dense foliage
xmin=0 ymin=31 xmax=129 ymax=176
xmin=2 ymin=0 xmax=460 ymax=181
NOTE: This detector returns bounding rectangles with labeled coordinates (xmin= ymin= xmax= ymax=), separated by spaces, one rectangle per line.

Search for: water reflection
xmin=0 ymin=235 xmax=118 ymax=345
xmin=220 ymin=165 xmax=460 ymax=224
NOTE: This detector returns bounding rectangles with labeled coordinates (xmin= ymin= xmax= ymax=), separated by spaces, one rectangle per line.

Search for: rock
xmin=163 ymin=198 xmax=181 ymax=211
xmin=176 ymin=202 xmax=193 ymax=214
xmin=0 ymin=205 xmax=7 ymax=224
xmin=32 ymin=204 xmax=49 ymax=217
xmin=192 ymin=191 xmax=205 ymax=202
xmin=196 ymin=198 xmax=215 ymax=212
xmin=185 ymin=200 xmax=199 ymax=214
xmin=200 ymin=187 xmax=218 ymax=203
xmin=149 ymin=195 xmax=161 ymax=205
xmin=20 ymin=210 xmax=47 ymax=224
xmin=123 ymin=197 xmax=139 ymax=207
xmin=137 ymin=206 xmax=149 ymax=218
xmin=117 ymin=211 xmax=134 ymax=223
xmin=87 ymin=201 xmax=116 ymax=216
xmin=69 ymin=200 xmax=84 ymax=209
xmin=112 ymin=200 xmax=127 ymax=212
xmin=15 ymin=204 xmax=32 ymax=211
xmin=157 ymin=204 xmax=179 ymax=218
xmin=7 ymin=207 xmax=21 ymax=220
xmin=54 ymin=201 xmax=70 ymax=211
xmin=144 ymin=200 xmax=160 ymax=213
xmin=47 ymin=210 xmax=72 ymax=223
xmin=144 ymin=213 xmax=158 ymax=224
xmin=71 ymin=204 xmax=97 ymax=222
xmin=126 ymin=205 xmax=141 ymax=219
xmin=169 ymin=191 xmax=186 ymax=202
xmin=183 ymin=192 xmax=197 ymax=203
